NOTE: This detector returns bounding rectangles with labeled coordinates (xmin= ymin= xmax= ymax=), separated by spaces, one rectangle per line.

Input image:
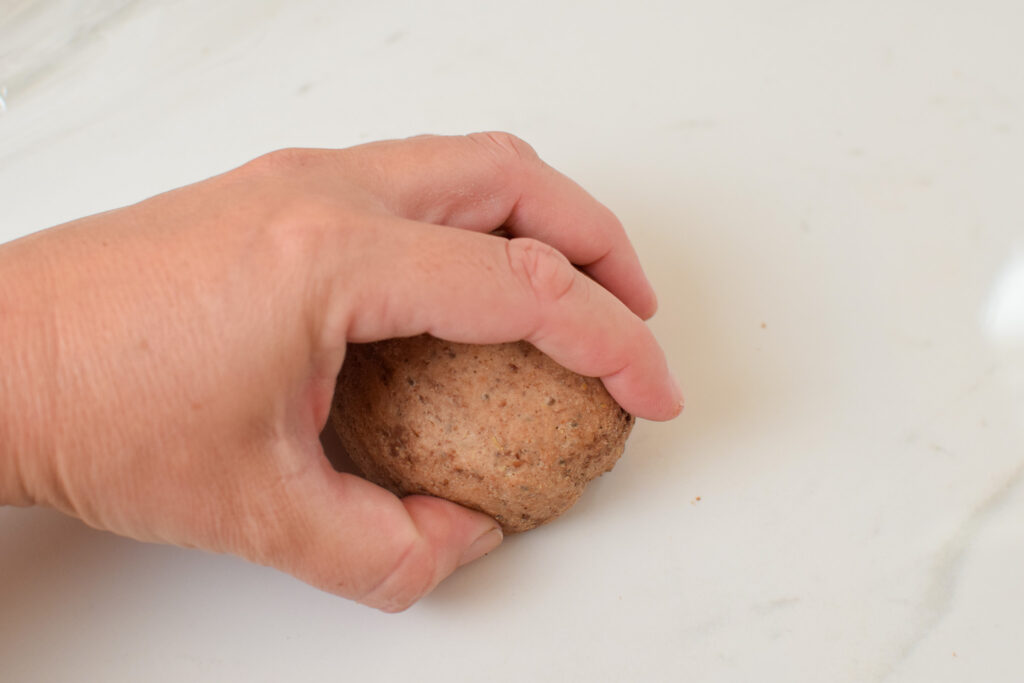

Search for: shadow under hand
xmin=0 ymin=507 xmax=149 ymax=667
xmin=613 ymin=196 xmax=771 ymax=483
xmin=559 ymin=183 xmax=805 ymax=523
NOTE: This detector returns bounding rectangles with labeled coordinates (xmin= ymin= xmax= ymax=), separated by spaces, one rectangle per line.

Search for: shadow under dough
xmin=319 ymin=420 xmax=363 ymax=476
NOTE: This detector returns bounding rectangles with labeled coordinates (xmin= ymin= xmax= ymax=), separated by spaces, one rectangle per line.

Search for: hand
xmin=0 ymin=133 xmax=682 ymax=611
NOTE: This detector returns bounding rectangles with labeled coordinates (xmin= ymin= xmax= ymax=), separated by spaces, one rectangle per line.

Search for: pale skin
xmin=0 ymin=133 xmax=682 ymax=612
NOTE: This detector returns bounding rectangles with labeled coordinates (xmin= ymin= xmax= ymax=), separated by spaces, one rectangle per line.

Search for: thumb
xmin=248 ymin=458 xmax=502 ymax=613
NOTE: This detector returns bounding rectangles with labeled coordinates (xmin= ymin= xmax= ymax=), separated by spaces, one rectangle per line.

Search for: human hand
xmin=0 ymin=133 xmax=682 ymax=611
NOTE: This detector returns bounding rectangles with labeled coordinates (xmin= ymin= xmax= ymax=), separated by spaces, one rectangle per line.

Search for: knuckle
xmin=505 ymin=237 xmax=577 ymax=304
xmin=232 ymin=463 xmax=318 ymax=569
xmin=239 ymin=507 xmax=295 ymax=569
xmin=261 ymin=199 xmax=338 ymax=266
xmin=469 ymin=131 xmax=539 ymax=165
xmin=242 ymin=147 xmax=320 ymax=176
xmin=361 ymin=535 xmax=438 ymax=613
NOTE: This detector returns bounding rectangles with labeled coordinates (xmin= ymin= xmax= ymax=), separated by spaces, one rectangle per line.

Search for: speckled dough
xmin=330 ymin=335 xmax=635 ymax=533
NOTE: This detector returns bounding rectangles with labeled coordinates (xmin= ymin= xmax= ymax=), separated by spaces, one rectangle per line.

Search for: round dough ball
xmin=330 ymin=335 xmax=634 ymax=533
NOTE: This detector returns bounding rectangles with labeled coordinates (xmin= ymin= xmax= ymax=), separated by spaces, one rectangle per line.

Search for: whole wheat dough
xmin=330 ymin=335 xmax=634 ymax=533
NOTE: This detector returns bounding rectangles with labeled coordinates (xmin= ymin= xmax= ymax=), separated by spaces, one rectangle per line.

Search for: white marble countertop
xmin=2 ymin=1 xmax=1022 ymax=681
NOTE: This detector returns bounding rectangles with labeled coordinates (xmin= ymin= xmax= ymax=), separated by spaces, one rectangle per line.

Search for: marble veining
xmin=880 ymin=460 xmax=1024 ymax=681
xmin=1 ymin=2 xmax=1022 ymax=681
xmin=0 ymin=0 xmax=141 ymax=104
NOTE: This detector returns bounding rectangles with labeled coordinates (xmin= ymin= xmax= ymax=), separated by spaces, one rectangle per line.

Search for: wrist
xmin=0 ymin=234 xmax=58 ymax=507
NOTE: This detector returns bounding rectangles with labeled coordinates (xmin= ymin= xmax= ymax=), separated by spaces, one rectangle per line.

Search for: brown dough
xmin=330 ymin=335 xmax=634 ymax=533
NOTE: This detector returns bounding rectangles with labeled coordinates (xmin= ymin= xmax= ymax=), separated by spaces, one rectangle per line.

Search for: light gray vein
xmin=876 ymin=458 xmax=1024 ymax=681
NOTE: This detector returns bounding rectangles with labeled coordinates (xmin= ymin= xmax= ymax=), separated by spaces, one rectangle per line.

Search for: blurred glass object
xmin=985 ymin=250 xmax=1024 ymax=347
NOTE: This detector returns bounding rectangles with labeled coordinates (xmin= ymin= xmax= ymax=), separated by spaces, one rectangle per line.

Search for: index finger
xmin=338 ymin=132 xmax=658 ymax=319
xmin=338 ymin=218 xmax=682 ymax=421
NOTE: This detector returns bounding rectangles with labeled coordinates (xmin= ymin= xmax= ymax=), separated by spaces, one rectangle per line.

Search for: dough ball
xmin=330 ymin=335 xmax=634 ymax=533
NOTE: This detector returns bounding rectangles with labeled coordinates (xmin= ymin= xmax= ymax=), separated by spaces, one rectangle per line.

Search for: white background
xmin=1 ymin=1 xmax=1022 ymax=681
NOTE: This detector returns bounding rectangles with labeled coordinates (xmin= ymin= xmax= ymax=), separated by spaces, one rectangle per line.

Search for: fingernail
xmin=459 ymin=526 xmax=503 ymax=567
xmin=669 ymin=371 xmax=684 ymax=415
